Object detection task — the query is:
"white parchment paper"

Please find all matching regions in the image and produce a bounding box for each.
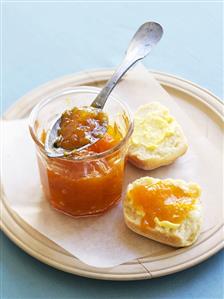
[1,64,223,267]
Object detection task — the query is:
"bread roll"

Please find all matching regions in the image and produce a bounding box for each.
[123,177,202,247]
[128,102,188,170]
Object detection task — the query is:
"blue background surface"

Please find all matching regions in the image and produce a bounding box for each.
[1,2,223,299]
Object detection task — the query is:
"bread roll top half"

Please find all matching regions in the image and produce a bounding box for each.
[128,102,188,170]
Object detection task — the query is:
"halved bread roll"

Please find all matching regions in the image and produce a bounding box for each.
[123,177,202,247]
[128,102,188,170]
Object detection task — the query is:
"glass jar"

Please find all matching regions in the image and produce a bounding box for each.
[29,86,133,217]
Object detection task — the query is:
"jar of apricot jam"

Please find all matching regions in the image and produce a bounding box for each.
[29,87,133,217]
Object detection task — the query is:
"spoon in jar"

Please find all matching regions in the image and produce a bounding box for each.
[45,21,163,158]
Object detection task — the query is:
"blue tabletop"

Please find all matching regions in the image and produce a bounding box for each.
[1,2,223,299]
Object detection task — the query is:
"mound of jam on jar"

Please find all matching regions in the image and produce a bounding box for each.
[54,106,109,152]
[39,106,126,217]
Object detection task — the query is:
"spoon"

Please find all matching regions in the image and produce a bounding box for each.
[45,22,163,158]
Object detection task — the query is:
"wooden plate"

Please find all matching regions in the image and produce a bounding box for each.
[1,69,223,280]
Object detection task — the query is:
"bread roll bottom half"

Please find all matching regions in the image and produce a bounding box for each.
[123,177,202,247]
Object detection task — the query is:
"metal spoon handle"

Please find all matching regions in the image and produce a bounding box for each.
[91,22,163,109]
[91,56,140,109]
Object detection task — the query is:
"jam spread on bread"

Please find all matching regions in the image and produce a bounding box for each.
[129,182,199,228]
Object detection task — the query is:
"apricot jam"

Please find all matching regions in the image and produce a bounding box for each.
[129,182,199,228]
[38,107,126,217]
[55,106,108,150]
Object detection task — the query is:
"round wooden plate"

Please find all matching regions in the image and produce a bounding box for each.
[1,69,223,280]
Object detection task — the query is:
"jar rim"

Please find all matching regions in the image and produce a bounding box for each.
[29,86,134,161]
